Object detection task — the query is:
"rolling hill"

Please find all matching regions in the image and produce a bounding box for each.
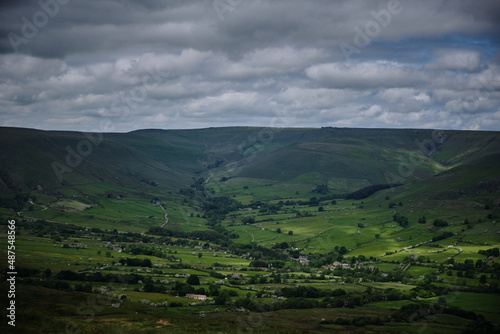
[0,126,499,203]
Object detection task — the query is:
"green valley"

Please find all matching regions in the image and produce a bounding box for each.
[0,126,499,333]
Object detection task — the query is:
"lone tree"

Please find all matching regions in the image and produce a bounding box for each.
[187,274,200,285]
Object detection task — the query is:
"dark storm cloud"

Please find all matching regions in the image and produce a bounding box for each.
[0,0,499,131]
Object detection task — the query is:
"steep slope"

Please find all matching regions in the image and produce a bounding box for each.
[0,126,498,206]
[208,128,500,196]
[0,128,195,197]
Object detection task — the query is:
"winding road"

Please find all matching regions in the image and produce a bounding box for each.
[160,206,169,227]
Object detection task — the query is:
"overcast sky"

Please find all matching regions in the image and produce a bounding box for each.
[1,0,499,132]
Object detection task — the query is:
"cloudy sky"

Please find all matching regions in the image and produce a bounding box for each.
[1,0,499,132]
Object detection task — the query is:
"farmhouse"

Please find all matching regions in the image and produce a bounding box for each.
[331,261,342,268]
[185,294,207,301]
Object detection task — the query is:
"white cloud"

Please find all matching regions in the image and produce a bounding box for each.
[184,91,259,116]
[425,49,481,72]
[306,61,423,89]
[219,47,327,79]
[0,1,499,131]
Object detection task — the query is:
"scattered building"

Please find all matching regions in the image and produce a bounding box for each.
[185,294,207,301]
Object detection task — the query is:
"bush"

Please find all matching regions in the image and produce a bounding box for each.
[433,219,448,227]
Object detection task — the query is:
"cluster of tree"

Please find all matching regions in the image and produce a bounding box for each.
[453,259,478,272]
[280,286,346,298]
[242,216,256,225]
[257,287,410,311]
[478,247,500,257]
[306,249,345,268]
[169,282,205,297]
[128,245,164,257]
[229,242,288,262]
[99,230,147,243]
[294,210,314,218]
[179,180,242,246]
[19,220,147,243]
[234,297,270,312]
[207,273,224,283]
[452,259,500,278]
[118,257,152,267]
[433,218,448,227]
[142,283,165,293]
[258,203,282,214]
[345,184,400,200]
[148,226,237,245]
[418,216,427,224]
[0,194,31,211]
[248,272,283,284]
[22,278,74,291]
[249,259,287,269]
[313,184,329,195]
[393,213,409,228]
[431,231,454,242]
[331,267,421,284]
[272,241,290,250]
[54,270,144,284]
[203,196,242,223]
[19,220,85,238]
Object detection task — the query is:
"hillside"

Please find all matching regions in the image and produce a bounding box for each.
[1,126,499,203]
